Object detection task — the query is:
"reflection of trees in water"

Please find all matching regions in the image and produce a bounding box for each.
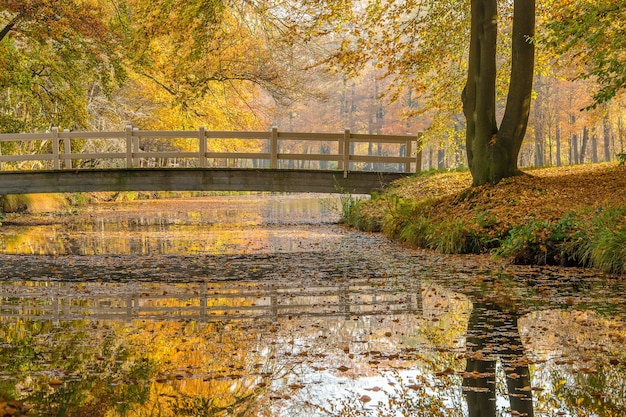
[544,363,626,416]
[0,318,283,417]
[463,302,534,417]
[0,319,158,416]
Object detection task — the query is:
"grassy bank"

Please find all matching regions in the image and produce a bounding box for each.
[343,163,626,274]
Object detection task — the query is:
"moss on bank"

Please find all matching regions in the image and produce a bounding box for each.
[342,163,626,274]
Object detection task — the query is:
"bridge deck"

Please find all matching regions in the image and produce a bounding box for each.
[0,168,409,195]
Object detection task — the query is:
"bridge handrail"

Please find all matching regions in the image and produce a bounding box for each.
[0,126,422,175]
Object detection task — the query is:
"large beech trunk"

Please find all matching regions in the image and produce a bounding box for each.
[463,0,535,186]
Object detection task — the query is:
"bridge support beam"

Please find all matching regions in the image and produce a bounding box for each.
[0,168,409,195]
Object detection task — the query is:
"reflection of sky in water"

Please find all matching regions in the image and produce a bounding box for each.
[0,195,625,416]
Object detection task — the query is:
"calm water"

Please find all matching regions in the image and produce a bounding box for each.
[0,194,624,416]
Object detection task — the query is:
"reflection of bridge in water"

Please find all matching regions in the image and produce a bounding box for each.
[0,279,424,324]
[0,127,422,194]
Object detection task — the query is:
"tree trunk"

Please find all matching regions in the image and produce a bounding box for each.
[534,127,544,167]
[429,147,434,170]
[580,126,589,163]
[603,115,611,162]
[571,133,579,164]
[591,129,598,163]
[463,0,535,186]
[556,125,562,166]
[617,116,626,153]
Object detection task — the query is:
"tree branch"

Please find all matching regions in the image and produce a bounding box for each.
[0,14,23,42]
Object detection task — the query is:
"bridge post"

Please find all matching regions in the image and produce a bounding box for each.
[342,128,351,178]
[415,132,423,173]
[125,125,133,168]
[63,129,72,169]
[198,126,207,168]
[132,127,140,167]
[405,139,412,173]
[52,127,60,170]
[270,126,278,169]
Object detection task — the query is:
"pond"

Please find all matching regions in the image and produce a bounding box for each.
[0,194,624,416]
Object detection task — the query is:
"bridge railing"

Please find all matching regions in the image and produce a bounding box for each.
[0,126,422,176]
[0,279,424,324]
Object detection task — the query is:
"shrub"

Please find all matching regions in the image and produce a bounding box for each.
[431,219,470,254]
[339,194,381,232]
[589,225,626,274]
[496,215,579,265]
[398,216,434,247]
[575,207,626,274]
[381,195,421,237]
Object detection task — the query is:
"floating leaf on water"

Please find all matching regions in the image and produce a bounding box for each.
[435,367,455,377]
[48,379,63,388]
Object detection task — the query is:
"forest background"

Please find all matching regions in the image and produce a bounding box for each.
[1,0,624,171]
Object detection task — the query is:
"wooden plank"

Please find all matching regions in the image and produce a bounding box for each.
[276,153,341,162]
[350,133,418,143]
[58,131,126,139]
[60,152,126,160]
[131,130,198,138]
[0,154,54,162]
[0,133,50,142]
[205,152,271,159]
[351,155,415,164]
[131,151,198,159]
[276,131,343,141]
[205,131,269,139]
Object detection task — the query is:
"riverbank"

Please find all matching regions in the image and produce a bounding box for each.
[343,162,626,274]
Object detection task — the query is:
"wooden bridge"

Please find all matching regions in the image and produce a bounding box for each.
[0,127,422,194]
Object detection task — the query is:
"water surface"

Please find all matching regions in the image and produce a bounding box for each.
[0,194,624,416]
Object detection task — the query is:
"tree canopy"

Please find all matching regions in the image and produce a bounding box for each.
[543,0,626,108]
[0,0,125,130]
